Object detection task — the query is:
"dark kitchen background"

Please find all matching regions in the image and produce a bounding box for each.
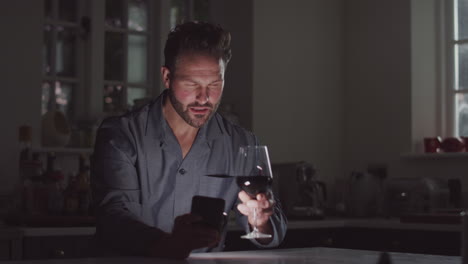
[0,0,467,260]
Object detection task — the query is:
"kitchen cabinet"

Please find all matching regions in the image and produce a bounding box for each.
[22,235,95,259]
[225,226,461,256]
[0,247,461,264]
[0,228,22,260]
[336,228,460,256]
[1,219,461,259]
[19,227,95,260]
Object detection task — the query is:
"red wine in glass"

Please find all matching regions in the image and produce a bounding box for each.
[236,176,272,198]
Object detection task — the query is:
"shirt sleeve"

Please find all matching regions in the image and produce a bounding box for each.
[91,118,167,256]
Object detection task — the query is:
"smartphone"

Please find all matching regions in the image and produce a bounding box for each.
[190,195,226,232]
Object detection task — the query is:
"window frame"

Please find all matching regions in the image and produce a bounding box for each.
[83,0,161,120]
[41,0,163,148]
[445,0,468,137]
[42,0,86,122]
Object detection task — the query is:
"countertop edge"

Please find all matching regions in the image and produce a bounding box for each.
[3,218,461,237]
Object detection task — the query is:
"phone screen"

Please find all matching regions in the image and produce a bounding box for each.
[191,196,226,232]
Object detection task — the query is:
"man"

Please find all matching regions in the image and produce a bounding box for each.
[91,21,287,259]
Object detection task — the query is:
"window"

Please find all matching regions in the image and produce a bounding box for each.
[103,0,152,113]
[170,0,211,29]
[42,0,83,122]
[42,0,155,135]
[449,0,468,136]
[41,0,213,147]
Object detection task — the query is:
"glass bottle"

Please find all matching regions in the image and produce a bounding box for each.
[76,154,91,215]
[17,125,32,212]
[43,152,65,215]
[64,173,79,216]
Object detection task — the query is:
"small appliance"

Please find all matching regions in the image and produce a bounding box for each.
[383,177,450,217]
[272,161,326,219]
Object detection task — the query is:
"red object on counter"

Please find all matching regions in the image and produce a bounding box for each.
[461,137,468,152]
[424,137,441,153]
[440,137,465,152]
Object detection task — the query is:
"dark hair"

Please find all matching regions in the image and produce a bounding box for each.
[163,21,232,73]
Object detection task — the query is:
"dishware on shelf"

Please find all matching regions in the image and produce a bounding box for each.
[41,110,71,147]
[423,137,441,153]
[440,137,464,152]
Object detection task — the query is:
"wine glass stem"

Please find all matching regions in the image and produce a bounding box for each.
[253,207,258,232]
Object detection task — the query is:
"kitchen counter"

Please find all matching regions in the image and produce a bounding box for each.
[284,218,461,232]
[0,247,461,264]
[8,217,461,237]
[0,219,462,260]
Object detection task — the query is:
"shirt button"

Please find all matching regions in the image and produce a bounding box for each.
[179,168,186,175]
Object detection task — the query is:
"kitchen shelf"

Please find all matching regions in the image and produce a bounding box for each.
[31,147,93,155]
[400,152,468,160]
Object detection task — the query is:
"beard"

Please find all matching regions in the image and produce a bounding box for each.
[168,88,220,128]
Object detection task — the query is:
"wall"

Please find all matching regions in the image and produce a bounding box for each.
[0,1,43,193]
[411,0,441,148]
[343,0,412,176]
[210,0,254,130]
[253,0,344,187]
[343,0,468,207]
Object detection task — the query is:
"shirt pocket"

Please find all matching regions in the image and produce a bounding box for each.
[198,175,234,198]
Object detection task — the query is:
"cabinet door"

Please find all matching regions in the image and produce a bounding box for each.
[0,229,22,260]
[279,228,341,249]
[0,240,11,260]
[23,235,94,259]
[336,228,460,256]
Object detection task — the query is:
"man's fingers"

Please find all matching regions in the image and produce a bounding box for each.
[246,198,272,209]
[238,191,275,210]
[261,206,274,216]
[256,193,266,200]
[238,190,252,202]
[256,193,275,208]
[237,203,250,216]
[238,202,273,216]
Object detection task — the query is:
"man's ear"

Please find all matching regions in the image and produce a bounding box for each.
[161,66,171,89]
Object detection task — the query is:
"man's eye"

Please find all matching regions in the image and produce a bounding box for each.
[184,82,198,87]
[209,84,222,90]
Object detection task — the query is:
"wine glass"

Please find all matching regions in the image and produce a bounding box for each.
[236,145,273,239]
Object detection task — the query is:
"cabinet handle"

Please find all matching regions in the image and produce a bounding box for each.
[324,237,334,246]
[51,249,65,258]
[391,240,400,249]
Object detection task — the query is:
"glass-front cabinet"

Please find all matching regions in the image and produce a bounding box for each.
[103,0,150,113]
[42,0,82,123]
[41,0,212,148]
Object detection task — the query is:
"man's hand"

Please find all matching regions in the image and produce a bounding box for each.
[237,190,274,244]
[147,214,220,259]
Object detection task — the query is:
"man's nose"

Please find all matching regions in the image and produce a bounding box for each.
[196,87,209,104]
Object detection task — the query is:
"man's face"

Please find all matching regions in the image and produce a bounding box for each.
[163,53,226,128]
